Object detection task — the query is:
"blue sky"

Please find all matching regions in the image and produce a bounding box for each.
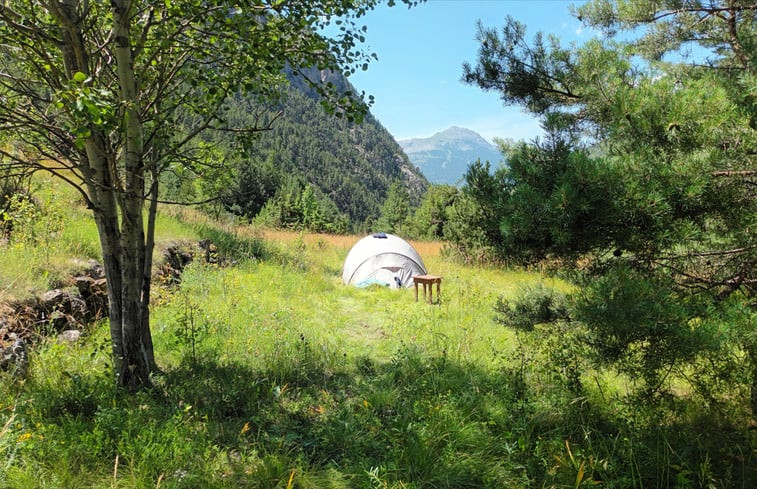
[345,0,590,143]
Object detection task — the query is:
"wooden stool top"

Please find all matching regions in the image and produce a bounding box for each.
[413,274,443,283]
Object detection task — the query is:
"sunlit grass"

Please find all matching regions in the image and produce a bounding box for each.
[151,229,561,371]
[0,175,97,301]
[0,183,202,302]
[1,186,754,488]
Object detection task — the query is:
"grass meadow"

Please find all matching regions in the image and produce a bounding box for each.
[0,188,755,488]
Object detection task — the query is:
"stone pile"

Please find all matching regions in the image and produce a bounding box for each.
[0,240,215,374]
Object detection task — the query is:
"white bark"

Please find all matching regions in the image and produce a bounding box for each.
[112,0,153,388]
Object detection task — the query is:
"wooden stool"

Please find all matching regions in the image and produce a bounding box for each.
[413,275,443,304]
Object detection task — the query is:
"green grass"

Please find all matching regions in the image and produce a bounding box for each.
[1,176,93,299]
[1,199,755,488]
[0,176,200,302]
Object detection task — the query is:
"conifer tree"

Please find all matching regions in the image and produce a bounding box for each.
[462,0,756,410]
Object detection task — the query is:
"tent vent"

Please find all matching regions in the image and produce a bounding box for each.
[372,232,388,239]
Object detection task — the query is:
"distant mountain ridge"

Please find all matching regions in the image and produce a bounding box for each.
[399,127,502,185]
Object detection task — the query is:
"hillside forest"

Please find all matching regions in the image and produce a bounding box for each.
[171,68,427,234]
[0,0,756,488]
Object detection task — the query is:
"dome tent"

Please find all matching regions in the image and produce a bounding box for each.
[342,233,427,289]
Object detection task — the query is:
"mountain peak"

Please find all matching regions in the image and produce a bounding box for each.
[398,127,502,185]
[432,126,491,145]
[437,125,480,137]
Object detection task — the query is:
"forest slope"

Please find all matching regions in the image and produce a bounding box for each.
[208,69,427,230]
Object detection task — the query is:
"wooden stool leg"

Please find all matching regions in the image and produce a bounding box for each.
[414,277,442,305]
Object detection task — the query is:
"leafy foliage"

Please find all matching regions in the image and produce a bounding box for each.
[255,177,350,233]
[374,180,412,234]
[406,184,460,240]
[0,0,409,388]
[459,0,757,412]
[494,284,571,333]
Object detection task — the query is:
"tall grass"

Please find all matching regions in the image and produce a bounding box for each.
[1,201,754,488]
[0,179,201,302]
[1,176,96,300]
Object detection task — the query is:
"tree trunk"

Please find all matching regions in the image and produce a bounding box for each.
[112,0,153,389]
[141,169,160,372]
[51,0,155,389]
[748,343,757,418]
[84,140,126,380]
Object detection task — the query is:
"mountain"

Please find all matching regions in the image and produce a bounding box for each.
[399,127,503,185]
[202,68,427,233]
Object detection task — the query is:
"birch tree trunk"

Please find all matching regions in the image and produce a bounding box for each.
[111,0,153,389]
[47,0,149,387]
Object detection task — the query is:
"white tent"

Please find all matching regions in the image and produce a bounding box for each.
[342,233,427,289]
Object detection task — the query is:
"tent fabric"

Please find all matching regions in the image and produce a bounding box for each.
[342,234,427,289]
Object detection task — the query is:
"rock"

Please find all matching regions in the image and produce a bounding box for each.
[70,259,106,281]
[0,304,13,334]
[198,239,218,263]
[0,259,109,345]
[41,289,68,307]
[164,244,194,271]
[159,243,197,283]
[0,339,28,378]
[74,275,95,294]
[39,288,88,330]
[74,275,108,319]
[86,259,106,279]
[59,329,82,343]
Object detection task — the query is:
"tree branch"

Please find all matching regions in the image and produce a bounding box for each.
[712,170,757,177]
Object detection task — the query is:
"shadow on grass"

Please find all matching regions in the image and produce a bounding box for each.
[162,346,757,487]
[157,348,538,488]
[194,223,270,263]
[7,345,757,488]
